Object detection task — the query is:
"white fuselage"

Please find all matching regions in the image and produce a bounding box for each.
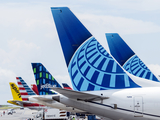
[29,95,86,113]
[55,87,160,120]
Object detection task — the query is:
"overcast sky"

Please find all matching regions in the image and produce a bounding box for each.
[1,0,160,105]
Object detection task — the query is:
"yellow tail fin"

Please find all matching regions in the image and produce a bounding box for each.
[9,82,22,101]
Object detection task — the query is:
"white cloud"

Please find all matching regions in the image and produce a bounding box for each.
[148,64,160,80]
[107,0,160,11]
[54,75,72,88]
[0,39,40,65]
[78,14,160,35]
[0,0,160,105]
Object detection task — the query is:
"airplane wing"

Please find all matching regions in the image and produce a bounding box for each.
[30,96,54,102]
[50,87,109,101]
[7,99,33,106]
[13,100,32,104]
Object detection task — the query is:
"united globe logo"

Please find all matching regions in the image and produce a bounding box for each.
[123,55,158,82]
[68,37,140,91]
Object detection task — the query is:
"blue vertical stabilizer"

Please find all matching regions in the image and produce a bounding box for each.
[31,63,62,95]
[106,33,159,82]
[106,33,135,66]
[51,7,92,66]
[51,7,141,91]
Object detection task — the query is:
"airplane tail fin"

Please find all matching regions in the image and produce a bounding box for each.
[62,83,72,90]
[106,33,159,82]
[51,7,141,91]
[9,82,22,101]
[16,77,36,101]
[51,7,92,66]
[31,84,39,95]
[31,63,62,95]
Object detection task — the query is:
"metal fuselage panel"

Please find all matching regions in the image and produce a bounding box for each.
[58,87,160,120]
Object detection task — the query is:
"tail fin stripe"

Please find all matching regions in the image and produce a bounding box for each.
[19,88,25,90]
[80,80,89,91]
[90,55,101,65]
[74,73,82,86]
[124,75,130,87]
[17,82,22,85]
[79,61,86,69]
[134,68,142,75]
[139,70,145,77]
[97,58,106,70]
[93,56,104,68]
[135,69,143,76]
[146,72,151,79]
[132,65,139,72]
[101,59,109,71]
[150,74,153,80]
[87,51,97,59]
[77,78,84,90]
[109,75,116,87]
[96,72,104,85]
[22,98,28,101]
[20,93,28,95]
[81,63,88,74]
[88,52,99,63]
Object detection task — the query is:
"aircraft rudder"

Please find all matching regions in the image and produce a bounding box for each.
[9,82,22,101]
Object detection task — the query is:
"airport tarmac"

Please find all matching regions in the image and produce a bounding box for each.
[0,108,37,120]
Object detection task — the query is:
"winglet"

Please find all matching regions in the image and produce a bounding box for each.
[51,7,92,66]
[9,82,22,101]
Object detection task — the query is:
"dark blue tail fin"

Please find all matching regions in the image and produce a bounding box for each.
[106,33,159,82]
[51,7,92,66]
[51,7,141,91]
[31,63,62,95]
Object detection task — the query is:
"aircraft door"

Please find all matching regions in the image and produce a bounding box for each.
[134,96,143,117]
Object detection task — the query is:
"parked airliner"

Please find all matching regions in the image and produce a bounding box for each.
[47,7,160,120]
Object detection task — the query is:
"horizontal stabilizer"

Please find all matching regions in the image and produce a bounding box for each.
[30,95,54,102]
[51,87,109,101]
[8,99,32,105]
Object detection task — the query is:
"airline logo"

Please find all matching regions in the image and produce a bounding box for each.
[40,83,53,90]
[68,37,141,91]
[10,83,21,98]
[106,33,159,82]
[31,63,62,95]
